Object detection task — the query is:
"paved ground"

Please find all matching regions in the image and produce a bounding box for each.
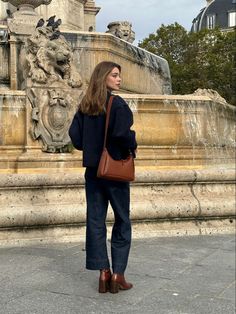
[0,234,235,314]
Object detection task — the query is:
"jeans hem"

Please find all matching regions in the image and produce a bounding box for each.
[86,260,110,270]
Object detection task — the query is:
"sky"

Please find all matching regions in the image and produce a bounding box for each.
[96,0,207,43]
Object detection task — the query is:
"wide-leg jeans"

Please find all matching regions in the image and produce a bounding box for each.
[85,167,131,274]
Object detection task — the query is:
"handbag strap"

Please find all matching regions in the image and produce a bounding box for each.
[103,95,114,149]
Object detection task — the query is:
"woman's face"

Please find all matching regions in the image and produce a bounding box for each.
[106,67,121,91]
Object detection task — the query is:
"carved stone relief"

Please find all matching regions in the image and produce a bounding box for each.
[106,21,135,43]
[20,18,83,152]
[29,88,81,153]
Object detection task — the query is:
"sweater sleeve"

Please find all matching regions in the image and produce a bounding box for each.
[68,110,84,150]
[109,97,137,152]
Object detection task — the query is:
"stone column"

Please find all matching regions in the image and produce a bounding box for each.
[9,34,18,90]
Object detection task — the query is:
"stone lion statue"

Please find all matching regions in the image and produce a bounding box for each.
[106,21,135,43]
[21,21,82,88]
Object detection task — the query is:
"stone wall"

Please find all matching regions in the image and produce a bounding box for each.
[0,167,235,244]
[0,92,235,173]
[123,94,235,167]
[63,31,171,94]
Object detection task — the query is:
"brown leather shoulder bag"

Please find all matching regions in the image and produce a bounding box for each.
[97,96,135,182]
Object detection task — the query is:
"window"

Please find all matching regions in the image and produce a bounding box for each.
[193,22,198,32]
[192,18,198,32]
[207,15,216,29]
[228,12,236,27]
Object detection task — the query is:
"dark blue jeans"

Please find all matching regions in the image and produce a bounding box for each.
[85,167,131,274]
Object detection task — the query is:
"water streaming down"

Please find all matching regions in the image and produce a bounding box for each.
[163,97,236,166]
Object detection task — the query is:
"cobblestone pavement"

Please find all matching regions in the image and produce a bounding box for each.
[0,234,235,314]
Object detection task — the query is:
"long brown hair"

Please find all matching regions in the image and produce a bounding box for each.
[79,61,121,115]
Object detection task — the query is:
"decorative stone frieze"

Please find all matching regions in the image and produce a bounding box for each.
[106,21,135,43]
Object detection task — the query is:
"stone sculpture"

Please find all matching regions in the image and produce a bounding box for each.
[20,17,83,152]
[106,21,135,43]
[22,18,82,88]
[29,88,75,153]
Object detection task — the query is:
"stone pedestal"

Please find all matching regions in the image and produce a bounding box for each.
[7,15,42,34]
[1,0,53,34]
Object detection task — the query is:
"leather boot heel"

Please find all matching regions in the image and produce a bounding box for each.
[99,279,110,293]
[98,269,111,293]
[110,273,133,293]
[110,280,119,293]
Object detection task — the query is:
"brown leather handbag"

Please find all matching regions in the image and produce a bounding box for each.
[97,96,135,182]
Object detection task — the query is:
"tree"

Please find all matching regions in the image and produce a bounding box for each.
[139,23,236,105]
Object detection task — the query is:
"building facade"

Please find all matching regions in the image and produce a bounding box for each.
[191,0,236,32]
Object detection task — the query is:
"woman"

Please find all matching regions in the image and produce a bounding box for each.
[69,61,137,293]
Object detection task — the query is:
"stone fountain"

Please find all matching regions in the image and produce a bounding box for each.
[0,0,235,245]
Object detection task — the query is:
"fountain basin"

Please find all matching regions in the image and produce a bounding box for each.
[1,91,235,173]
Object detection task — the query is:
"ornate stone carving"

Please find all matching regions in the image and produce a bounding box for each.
[21,19,82,88]
[29,88,76,153]
[19,18,83,153]
[106,21,135,43]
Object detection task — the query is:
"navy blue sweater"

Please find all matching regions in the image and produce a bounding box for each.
[69,94,137,167]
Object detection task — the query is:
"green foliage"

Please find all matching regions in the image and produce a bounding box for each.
[139,23,236,105]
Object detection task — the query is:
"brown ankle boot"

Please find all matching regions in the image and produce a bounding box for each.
[110,273,133,293]
[99,269,112,293]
